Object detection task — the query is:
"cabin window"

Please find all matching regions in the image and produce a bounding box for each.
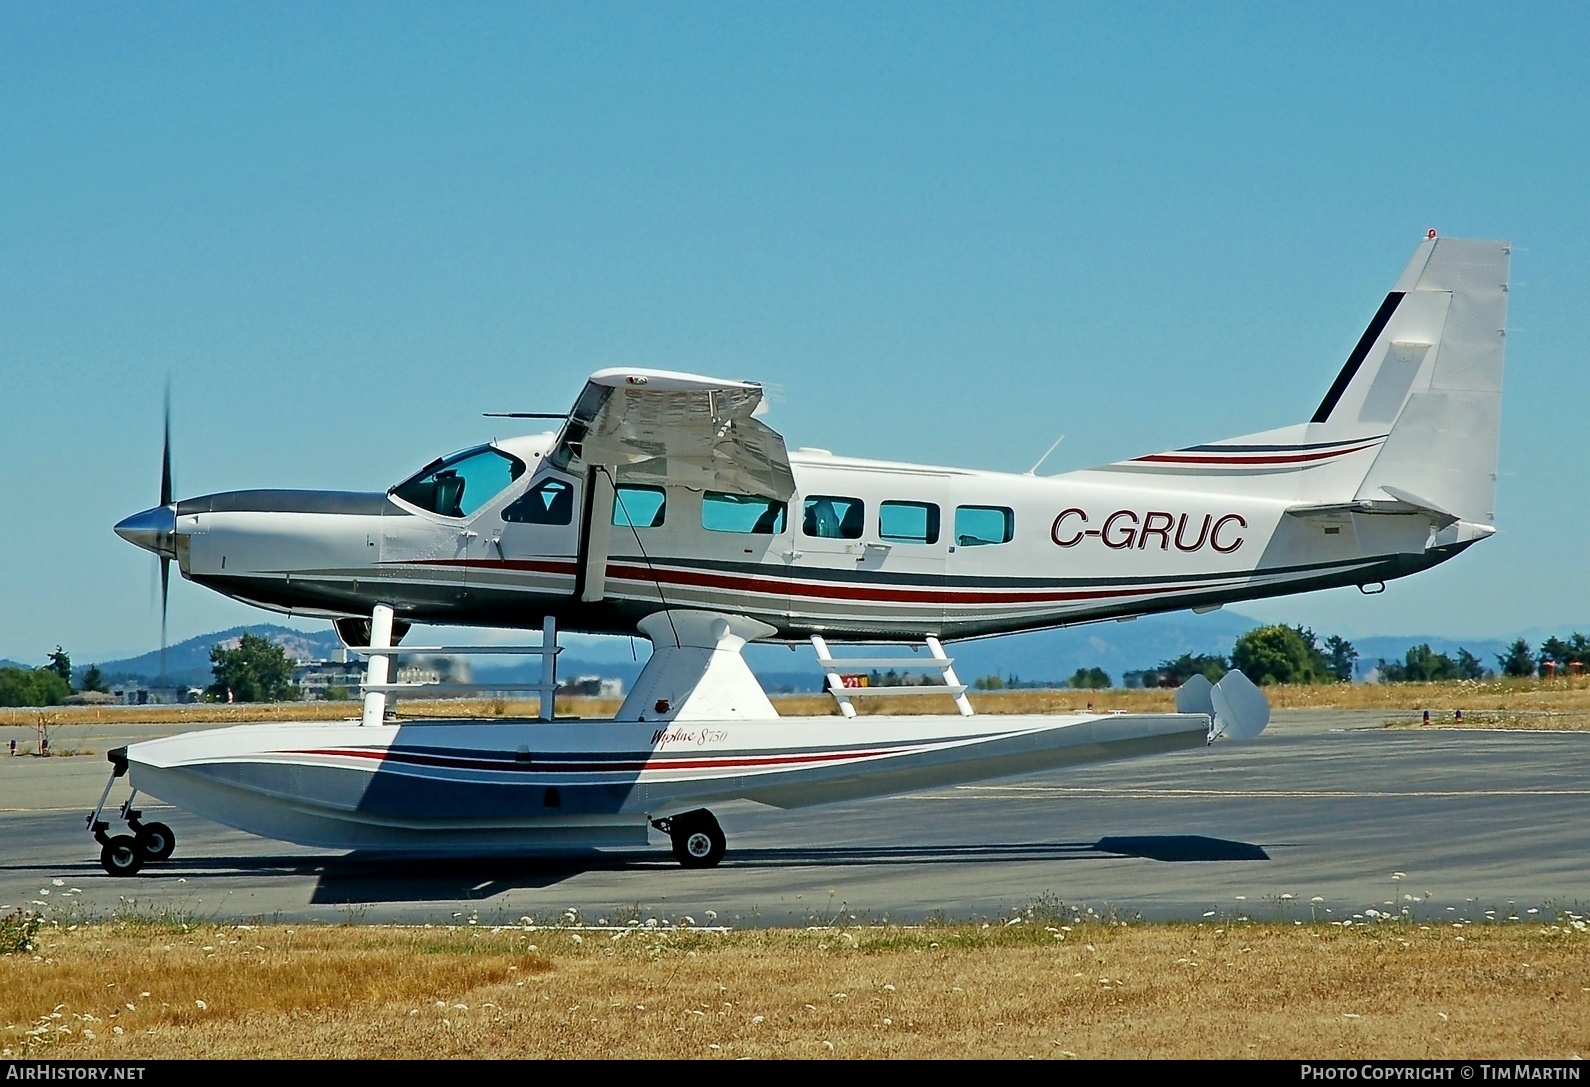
[391,445,526,518]
[702,491,787,534]
[502,478,575,525]
[955,505,1014,546]
[802,496,864,539]
[612,485,667,529]
[879,501,940,545]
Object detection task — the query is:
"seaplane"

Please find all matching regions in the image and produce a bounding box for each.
[94,233,1508,875]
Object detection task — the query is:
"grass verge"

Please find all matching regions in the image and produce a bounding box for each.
[3,916,1587,1059]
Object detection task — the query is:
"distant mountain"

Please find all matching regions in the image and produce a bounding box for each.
[0,659,28,672]
[82,615,1590,692]
[96,624,345,686]
[1350,636,1513,679]
[95,623,655,690]
[940,610,1260,685]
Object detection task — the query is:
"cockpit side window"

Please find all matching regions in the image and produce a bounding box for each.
[503,477,575,525]
[391,445,526,518]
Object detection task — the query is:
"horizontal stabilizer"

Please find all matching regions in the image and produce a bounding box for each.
[1285,485,1460,528]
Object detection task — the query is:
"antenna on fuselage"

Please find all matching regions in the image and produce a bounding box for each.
[482,412,570,419]
[1024,433,1066,476]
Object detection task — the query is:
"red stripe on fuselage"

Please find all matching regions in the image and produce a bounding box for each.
[289,745,911,773]
[389,556,1237,606]
[1134,441,1381,466]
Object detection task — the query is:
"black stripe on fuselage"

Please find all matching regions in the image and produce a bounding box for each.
[611,553,1359,591]
[189,539,1474,641]
[191,545,1472,637]
[176,490,402,517]
[1311,291,1405,424]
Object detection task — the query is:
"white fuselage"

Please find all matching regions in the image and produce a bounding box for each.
[169,430,1467,642]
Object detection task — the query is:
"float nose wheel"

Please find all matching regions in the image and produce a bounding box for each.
[100,836,144,876]
[87,748,177,875]
[654,809,726,869]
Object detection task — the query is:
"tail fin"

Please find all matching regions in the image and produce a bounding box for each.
[1318,235,1510,527]
[1099,234,1509,533]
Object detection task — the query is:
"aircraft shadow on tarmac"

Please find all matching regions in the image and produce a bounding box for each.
[6,835,1269,904]
[292,835,1269,904]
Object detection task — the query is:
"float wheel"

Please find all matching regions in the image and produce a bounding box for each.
[669,810,726,869]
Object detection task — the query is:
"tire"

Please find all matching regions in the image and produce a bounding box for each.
[100,835,144,876]
[135,821,175,862]
[669,810,725,869]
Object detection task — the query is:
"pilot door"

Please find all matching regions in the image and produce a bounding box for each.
[490,470,583,599]
[379,501,468,614]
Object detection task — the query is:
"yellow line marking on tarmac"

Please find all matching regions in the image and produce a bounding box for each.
[903,787,1590,800]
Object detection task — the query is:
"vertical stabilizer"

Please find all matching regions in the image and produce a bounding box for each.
[1338,237,1510,526]
[1094,235,1509,523]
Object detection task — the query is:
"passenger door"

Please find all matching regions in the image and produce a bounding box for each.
[790,495,946,633]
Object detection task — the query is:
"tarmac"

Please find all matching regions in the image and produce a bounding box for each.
[1,710,1586,926]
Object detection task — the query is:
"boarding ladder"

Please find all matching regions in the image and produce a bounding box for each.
[344,605,563,725]
[809,634,974,718]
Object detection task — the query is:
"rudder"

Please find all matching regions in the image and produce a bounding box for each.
[1339,236,1510,527]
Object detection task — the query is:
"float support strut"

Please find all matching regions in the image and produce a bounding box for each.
[540,614,557,721]
[361,603,396,727]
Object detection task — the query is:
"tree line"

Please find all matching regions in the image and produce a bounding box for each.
[1137,625,1358,687]
[1139,626,1497,686]
[1130,627,1590,688]
[1491,634,1590,678]
[0,635,302,707]
[0,648,108,708]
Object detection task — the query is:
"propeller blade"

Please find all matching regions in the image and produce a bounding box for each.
[160,382,173,508]
[160,556,170,681]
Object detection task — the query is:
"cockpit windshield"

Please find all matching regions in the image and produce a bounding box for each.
[390,445,526,518]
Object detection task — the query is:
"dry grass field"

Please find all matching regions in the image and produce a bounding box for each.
[2,916,1586,1059]
[9,676,1590,734]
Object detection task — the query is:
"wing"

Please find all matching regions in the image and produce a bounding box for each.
[549,368,795,500]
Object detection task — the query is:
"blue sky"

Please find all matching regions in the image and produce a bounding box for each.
[3,3,1587,663]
